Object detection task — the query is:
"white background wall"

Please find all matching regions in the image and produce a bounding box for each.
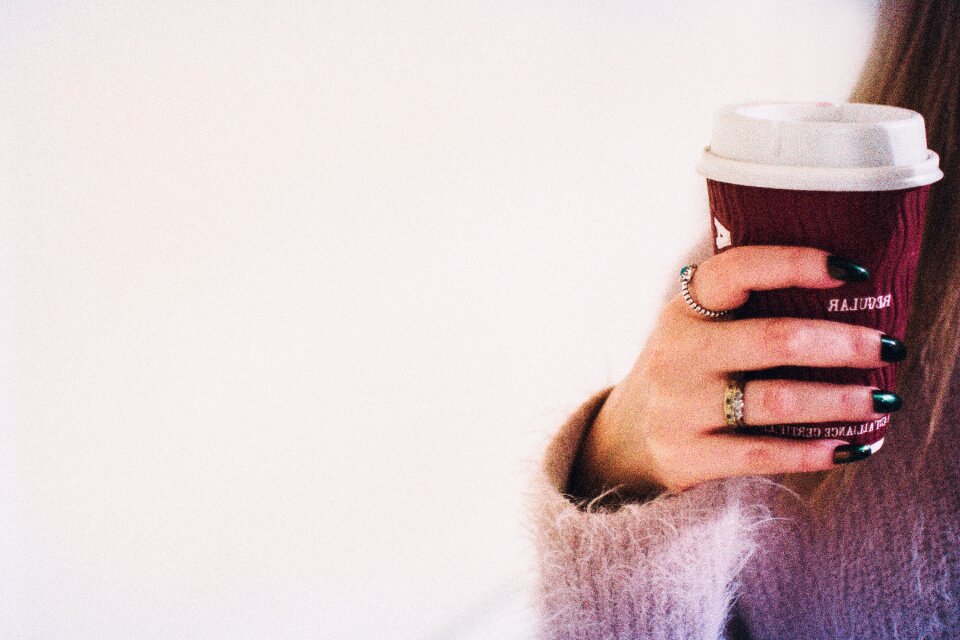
[1,1,879,638]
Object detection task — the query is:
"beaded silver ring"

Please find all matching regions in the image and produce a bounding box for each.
[679,264,731,319]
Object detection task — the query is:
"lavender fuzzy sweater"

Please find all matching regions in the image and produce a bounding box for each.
[534,358,960,639]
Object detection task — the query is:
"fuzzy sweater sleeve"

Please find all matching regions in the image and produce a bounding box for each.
[533,388,775,640]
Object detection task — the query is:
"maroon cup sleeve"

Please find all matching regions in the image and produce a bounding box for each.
[706,180,930,445]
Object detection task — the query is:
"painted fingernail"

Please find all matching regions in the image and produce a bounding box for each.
[826,255,870,282]
[872,390,903,413]
[880,335,907,362]
[833,443,873,465]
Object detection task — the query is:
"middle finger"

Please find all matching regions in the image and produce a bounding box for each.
[702,317,905,372]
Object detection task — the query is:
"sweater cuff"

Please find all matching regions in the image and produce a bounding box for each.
[533,391,775,640]
[543,387,617,502]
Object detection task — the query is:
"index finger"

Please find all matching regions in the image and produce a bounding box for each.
[685,246,868,314]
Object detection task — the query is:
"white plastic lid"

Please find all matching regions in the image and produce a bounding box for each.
[697,102,943,191]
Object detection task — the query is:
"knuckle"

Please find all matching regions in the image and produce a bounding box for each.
[759,384,798,419]
[742,443,776,472]
[765,318,810,360]
[781,246,810,269]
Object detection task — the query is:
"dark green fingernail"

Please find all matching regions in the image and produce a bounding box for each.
[880,335,907,362]
[833,443,873,465]
[872,390,903,413]
[826,255,870,282]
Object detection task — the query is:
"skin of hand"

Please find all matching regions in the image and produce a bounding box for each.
[569,245,903,498]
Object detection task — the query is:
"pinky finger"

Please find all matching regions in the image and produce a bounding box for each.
[696,434,882,481]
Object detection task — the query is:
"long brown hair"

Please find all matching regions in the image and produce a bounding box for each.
[799,0,960,504]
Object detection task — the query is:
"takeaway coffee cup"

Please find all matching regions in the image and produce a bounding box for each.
[697,102,943,449]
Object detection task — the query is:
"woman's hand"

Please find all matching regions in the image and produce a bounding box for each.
[569,246,904,499]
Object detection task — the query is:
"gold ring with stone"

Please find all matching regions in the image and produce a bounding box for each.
[723,374,746,428]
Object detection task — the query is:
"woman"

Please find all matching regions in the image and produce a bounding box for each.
[534,2,960,638]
